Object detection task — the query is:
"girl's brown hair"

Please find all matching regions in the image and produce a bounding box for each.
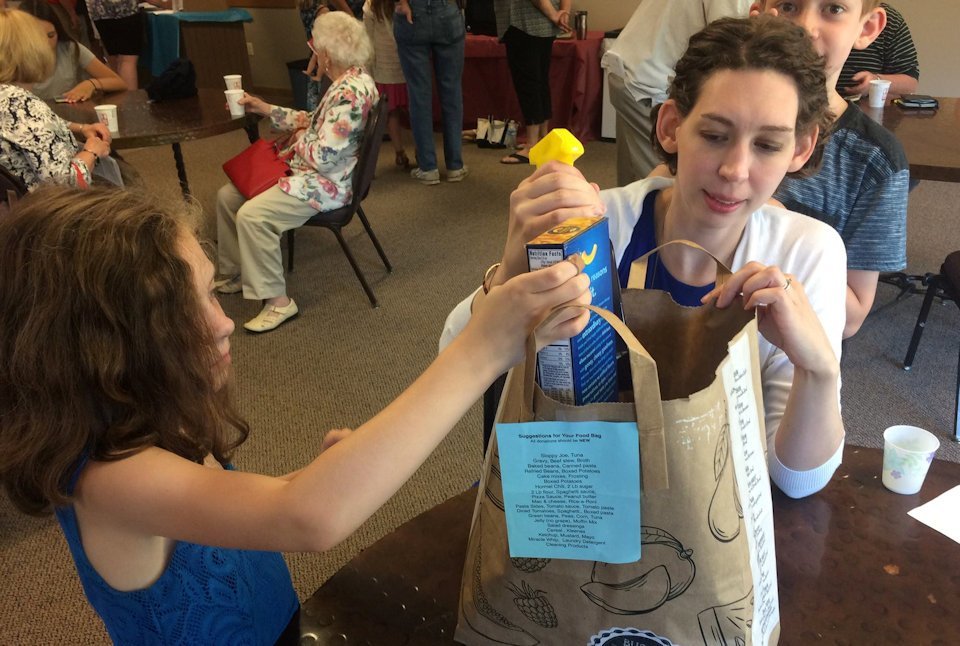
[17,0,82,69]
[652,15,833,177]
[0,187,249,515]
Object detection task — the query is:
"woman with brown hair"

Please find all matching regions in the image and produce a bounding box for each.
[16,0,126,102]
[444,16,848,499]
[0,186,589,644]
[0,8,111,189]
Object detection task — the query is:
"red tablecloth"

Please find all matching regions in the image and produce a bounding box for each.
[454,31,604,142]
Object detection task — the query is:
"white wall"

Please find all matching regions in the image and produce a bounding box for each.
[895,0,960,96]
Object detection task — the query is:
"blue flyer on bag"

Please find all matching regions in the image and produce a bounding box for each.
[496,420,641,563]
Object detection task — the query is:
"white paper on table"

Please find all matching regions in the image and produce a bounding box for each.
[908,484,960,544]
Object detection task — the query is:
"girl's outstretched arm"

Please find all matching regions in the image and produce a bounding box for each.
[77,262,591,553]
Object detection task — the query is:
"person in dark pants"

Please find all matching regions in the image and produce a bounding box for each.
[496,0,570,164]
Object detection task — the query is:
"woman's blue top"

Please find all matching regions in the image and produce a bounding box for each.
[617,190,714,307]
[55,461,299,645]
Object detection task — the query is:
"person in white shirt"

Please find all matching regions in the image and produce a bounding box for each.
[443,16,848,499]
[602,0,750,185]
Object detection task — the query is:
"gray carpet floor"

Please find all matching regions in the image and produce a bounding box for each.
[1,126,959,643]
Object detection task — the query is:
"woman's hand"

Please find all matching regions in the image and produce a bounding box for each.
[237,92,270,116]
[555,9,572,32]
[82,134,111,159]
[496,161,605,287]
[701,262,837,376]
[304,52,320,81]
[63,80,96,103]
[468,259,592,374]
[396,0,413,24]
[79,122,112,145]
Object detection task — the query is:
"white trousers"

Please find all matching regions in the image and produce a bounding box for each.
[216,183,317,300]
[607,73,658,186]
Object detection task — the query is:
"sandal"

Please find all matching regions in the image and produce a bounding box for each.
[500,152,530,165]
[395,151,411,170]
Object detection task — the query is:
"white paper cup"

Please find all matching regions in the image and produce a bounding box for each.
[224,74,242,91]
[882,425,939,494]
[94,104,119,133]
[224,89,245,117]
[868,79,892,108]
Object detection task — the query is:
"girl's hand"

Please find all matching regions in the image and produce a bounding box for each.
[64,81,95,103]
[749,2,778,17]
[468,259,592,373]
[701,262,837,375]
[498,161,604,286]
[555,10,572,32]
[237,92,270,116]
[80,122,112,145]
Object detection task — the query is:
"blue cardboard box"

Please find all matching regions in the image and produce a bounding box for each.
[526,217,618,405]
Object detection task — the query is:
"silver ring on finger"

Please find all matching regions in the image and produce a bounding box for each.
[782,277,792,292]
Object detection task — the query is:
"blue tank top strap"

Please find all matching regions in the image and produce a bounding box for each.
[618,189,715,307]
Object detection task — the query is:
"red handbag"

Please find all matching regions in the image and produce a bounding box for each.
[222,137,293,199]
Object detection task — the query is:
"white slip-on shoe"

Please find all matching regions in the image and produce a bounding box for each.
[447,165,469,182]
[215,276,242,294]
[243,299,299,333]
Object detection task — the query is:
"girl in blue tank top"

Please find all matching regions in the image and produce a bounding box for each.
[0,187,591,645]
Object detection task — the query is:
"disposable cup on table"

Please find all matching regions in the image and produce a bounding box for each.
[225,90,245,118]
[868,79,892,108]
[881,425,939,494]
[94,104,119,133]
[224,74,242,91]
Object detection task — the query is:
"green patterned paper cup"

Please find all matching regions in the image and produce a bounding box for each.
[882,425,939,494]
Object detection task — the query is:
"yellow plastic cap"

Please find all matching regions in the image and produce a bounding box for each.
[528,128,584,168]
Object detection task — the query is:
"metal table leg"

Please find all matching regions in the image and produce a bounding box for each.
[171,142,190,198]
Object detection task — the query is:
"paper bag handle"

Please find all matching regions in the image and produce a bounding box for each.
[523,304,669,491]
[627,239,732,289]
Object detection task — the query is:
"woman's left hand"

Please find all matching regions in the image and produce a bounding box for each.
[79,122,112,145]
[63,81,95,103]
[702,262,837,375]
[555,10,572,32]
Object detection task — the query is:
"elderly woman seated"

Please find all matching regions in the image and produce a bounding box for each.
[216,11,378,334]
[0,8,112,190]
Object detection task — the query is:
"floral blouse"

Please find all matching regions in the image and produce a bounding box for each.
[0,84,90,191]
[270,66,378,212]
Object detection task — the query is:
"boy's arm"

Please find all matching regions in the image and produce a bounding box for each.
[844,269,879,338]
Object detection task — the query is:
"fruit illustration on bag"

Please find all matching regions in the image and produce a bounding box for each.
[697,587,753,645]
[511,557,550,573]
[462,514,538,645]
[580,526,696,614]
[708,424,743,543]
[507,580,558,628]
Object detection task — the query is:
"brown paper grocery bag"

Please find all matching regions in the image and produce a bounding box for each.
[455,243,780,646]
